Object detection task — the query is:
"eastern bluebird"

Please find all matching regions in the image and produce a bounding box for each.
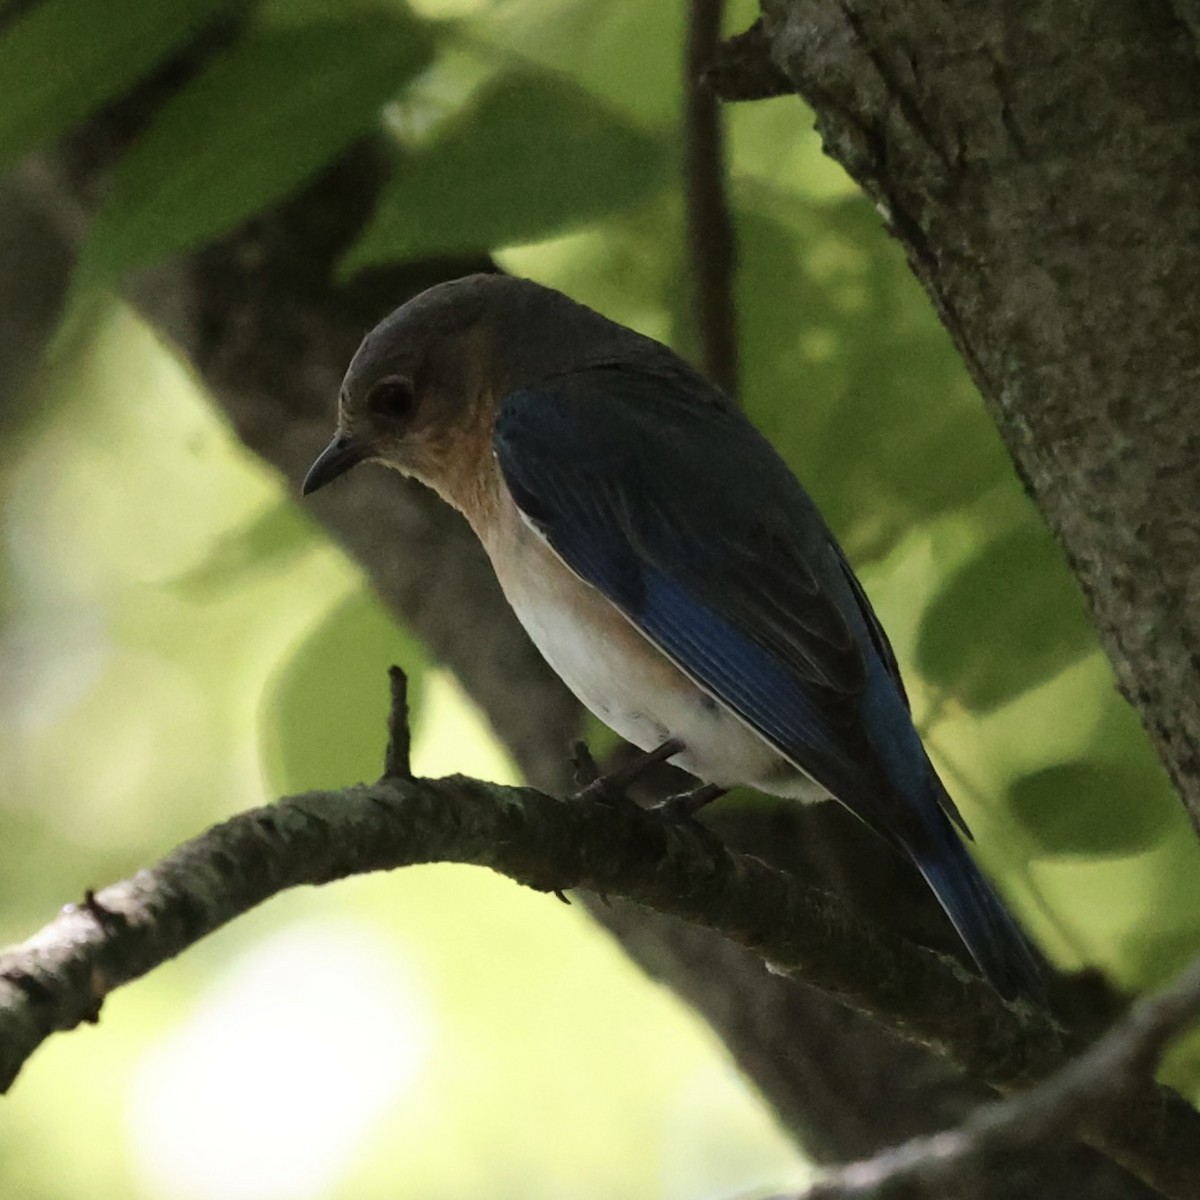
[303,273,1043,999]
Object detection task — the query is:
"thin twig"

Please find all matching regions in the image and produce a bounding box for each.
[382,665,412,779]
[685,0,739,397]
[704,19,796,102]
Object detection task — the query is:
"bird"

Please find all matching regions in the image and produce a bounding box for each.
[302,272,1044,999]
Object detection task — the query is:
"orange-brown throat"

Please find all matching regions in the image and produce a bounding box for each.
[413,355,507,534]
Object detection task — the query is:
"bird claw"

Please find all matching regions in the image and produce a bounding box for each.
[570,739,602,789]
[570,737,685,807]
[651,783,727,821]
[570,739,725,825]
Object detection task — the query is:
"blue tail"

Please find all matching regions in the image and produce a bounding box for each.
[908,818,1046,1002]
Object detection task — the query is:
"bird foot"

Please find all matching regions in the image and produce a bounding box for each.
[571,737,685,806]
[651,783,727,821]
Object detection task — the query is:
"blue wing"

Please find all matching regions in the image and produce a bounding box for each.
[494,366,1043,998]
[495,368,925,829]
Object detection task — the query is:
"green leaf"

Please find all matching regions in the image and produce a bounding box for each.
[916,522,1095,711]
[170,502,319,600]
[343,70,669,271]
[0,0,237,172]
[473,0,685,129]
[732,194,1012,563]
[82,13,432,280]
[260,589,429,794]
[1008,759,1177,857]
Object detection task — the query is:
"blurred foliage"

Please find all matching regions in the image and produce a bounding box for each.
[2,0,1200,1197]
[0,0,239,170]
[345,70,670,270]
[916,523,1096,713]
[82,7,434,281]
[260,589,430,794]
[1008,759,1178,859]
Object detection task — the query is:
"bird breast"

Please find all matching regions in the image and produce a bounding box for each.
[478,496,816,797]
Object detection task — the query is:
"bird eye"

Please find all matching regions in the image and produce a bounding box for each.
[366,375,415,421]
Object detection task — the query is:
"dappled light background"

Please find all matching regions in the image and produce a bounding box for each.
[3,0,1200,1196]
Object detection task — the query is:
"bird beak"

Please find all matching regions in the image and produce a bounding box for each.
[301,433,367,495]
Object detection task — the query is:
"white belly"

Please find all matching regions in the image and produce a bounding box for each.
[484,513,821,799]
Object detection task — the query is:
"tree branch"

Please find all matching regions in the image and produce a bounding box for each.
[705,19,796,102]
[778,950,1200,1200]
[0,750,1197,1198]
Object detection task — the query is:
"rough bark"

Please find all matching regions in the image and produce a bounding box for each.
[760,0,1200,835]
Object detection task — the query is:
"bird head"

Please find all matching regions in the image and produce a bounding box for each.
[301,274,505,501]
[303,272,694,506]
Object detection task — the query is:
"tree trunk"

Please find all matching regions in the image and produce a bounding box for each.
[761,0,1200,835]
